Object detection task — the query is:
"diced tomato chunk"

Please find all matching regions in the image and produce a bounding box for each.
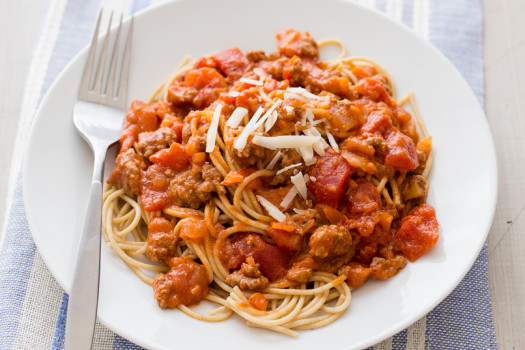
[235,87,262,113]
[384,130,419,171]
[119,100,159,151]
[308,151,352,208]
[361,110,393,136]
[119,125,138,152]
[347,210,392,237]
[252,243,290,281]
[263,79,289,93]
[352,66,376,80]
[185,67,227,90]
[140,164,172,212]
[354,77,394,105]
[167,67,227,109]
[220,233,290,281]
[212,48,250,81]
[127,100,158,132]
[346,179,393,237]
[360,109,418,171]
[149,216,173,233]
[346,179,381,215]
[171,123,184,142]
[342,262,372,289]
[151,101,176,119]
[267,226,303,252]
[193,56,217,69]
[395,204,439,261]
[149,142,190,172]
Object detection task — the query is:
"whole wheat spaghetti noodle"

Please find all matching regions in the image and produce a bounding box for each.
[102,29,438,337]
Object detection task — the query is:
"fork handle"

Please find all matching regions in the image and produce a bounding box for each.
[65,168,103,349]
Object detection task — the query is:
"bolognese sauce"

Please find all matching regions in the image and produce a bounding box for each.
[103,29,438,336]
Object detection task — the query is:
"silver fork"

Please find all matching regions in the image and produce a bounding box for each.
[65,11,133,350]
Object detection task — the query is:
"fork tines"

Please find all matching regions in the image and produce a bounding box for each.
[78,10,133,109]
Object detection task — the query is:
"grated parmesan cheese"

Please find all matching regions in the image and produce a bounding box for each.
[298,145,317,165]
[300,112,307,126]
[254,99,282,131]
[257,195,286,222]
[240,77,263,86]
[287,87,321,100]
[291,171,309,199]
[310,118,325,126]
[306,127,330,148]
[205,103,223,153]
[234,106,265,151]
[229,91,240,97]
[304,109,315,124]
[325,127,340,152]
[276,163,301,175]
[284,105,294,113]
[264,110,278,132]
[303,128,326,156]
[253,67,269,78]
[252,135,322,150]
[280,186,298,209]
[283,92,309,103]
[266,150,282,170]
[226,107,248,128]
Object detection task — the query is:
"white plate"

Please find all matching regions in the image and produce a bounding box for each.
[23,0,497,349]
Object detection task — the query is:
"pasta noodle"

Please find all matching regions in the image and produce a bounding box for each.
[102,29,438,337]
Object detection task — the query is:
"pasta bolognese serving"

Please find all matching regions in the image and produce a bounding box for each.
[103,29,438,337]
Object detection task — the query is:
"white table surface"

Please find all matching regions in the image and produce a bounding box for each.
[0,0,523,348]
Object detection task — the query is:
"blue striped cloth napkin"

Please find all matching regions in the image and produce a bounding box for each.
[0,0,497,349]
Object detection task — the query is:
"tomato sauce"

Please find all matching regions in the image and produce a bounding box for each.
[107,29,439,308]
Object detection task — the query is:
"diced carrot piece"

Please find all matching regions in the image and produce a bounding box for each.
[317,204,346,224]
[249,293,268,311]
[221,171,245,186]
[192,152,207,164]
[179,217,208,242]
[271,221,296,232]
[267,225,303,252]
[417,136,432,153]
[384,130,419,171]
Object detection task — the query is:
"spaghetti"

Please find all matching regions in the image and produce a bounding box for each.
[102,29,438,337]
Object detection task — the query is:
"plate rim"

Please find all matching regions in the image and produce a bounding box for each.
[22,0,499,349]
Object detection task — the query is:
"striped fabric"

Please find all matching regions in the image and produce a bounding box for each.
[0,0,497,349]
